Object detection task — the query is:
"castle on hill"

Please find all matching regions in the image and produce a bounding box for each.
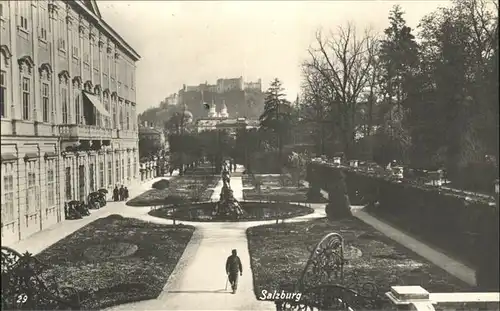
[161,76,265,121]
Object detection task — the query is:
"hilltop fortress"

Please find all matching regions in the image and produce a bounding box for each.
[160,77,265,121]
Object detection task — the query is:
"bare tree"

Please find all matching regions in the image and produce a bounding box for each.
[303,22,378,157]
[360,37,382,138]
[300,65,333,155]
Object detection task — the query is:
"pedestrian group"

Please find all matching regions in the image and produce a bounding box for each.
[113,185,129,202]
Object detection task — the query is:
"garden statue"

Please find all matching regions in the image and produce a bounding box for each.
[213,163,245,218]
[222,163,231,187]
[287,152,307,187]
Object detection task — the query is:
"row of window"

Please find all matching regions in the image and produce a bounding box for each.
[1,157,137,223]
[64,158,135,201]
[9,1,136,88]
[2,160,56,223]
[0,65,136,130]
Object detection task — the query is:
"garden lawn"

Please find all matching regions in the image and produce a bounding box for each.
[247,217,472,301]
[243,187,328,203]
[35,215,195,310]
[184,165,218,176]
[242,174,284,188]
[127,175,219,206]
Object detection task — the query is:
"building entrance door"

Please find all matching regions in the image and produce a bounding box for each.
[79,165,86,202]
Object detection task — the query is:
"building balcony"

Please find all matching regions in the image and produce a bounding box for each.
[59,124,113,141]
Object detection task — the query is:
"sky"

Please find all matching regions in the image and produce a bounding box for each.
[98,1,452,113]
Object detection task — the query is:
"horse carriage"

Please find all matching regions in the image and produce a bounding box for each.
[87,189,107,209]
[64,201,90,220]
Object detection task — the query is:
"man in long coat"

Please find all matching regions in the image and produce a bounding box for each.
[225,249,243,294]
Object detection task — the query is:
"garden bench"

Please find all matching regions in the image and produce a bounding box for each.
[1,246,81,310]
[274,233,387,311]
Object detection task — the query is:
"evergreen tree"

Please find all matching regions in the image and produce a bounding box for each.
[377,5,420,165]
[259,78,294,162]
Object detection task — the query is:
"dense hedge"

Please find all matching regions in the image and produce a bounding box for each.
[307,162,499,291]
[152,179,170,190]
[448,161,498,195]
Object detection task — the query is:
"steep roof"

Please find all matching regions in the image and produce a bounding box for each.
[83,0,101,18]
[73,0,141,61]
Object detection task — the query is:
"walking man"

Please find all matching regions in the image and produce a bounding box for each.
[225,249,243,294]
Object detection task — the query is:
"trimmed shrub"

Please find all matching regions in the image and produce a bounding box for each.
[325,169,352,219]
[152,179,170,190]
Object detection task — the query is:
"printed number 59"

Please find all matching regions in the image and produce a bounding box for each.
[16,294,28,304]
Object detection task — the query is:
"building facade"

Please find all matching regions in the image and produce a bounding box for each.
[139,124,167,157]
[0,0,140,245]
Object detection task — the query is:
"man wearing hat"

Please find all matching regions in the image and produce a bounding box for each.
[225,249,243,294]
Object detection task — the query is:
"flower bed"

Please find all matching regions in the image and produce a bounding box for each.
[148,202,314,222]
[242,174,290,188]
[247,218,471,301]
[242,175,255,188]
[127,175,219,207]
[243,188,328,203]
[35,215,195,310]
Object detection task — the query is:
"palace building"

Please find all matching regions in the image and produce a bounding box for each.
[0,0,140,245]
[196,103,260,135]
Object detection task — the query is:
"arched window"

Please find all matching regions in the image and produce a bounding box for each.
[95,86,101,127]
[59,71,70,124]
[73,78,82,124]
[39,64,52,123]
[0,46,12,118]
[118,99,123,130]
[84,80,92,93]
[111,93,117,128]
[75,93,81,124]
[103,90,110,128]
[126,102,130,130]
[18,56,34,121]
[25,159,39,216]
[127,158,131,180]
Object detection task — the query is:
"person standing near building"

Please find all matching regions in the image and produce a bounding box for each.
[113,186,120,202]
[124,187,129,200]
[119,185,125,201]
[225,249,243,294]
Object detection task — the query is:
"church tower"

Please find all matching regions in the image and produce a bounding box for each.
[208,105,217,118]
[220,100,229,119]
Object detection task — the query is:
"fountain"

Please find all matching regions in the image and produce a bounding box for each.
[213,162,246,218]
[148,161,314,222]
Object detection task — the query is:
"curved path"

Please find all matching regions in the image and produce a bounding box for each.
[103,169,325,311]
